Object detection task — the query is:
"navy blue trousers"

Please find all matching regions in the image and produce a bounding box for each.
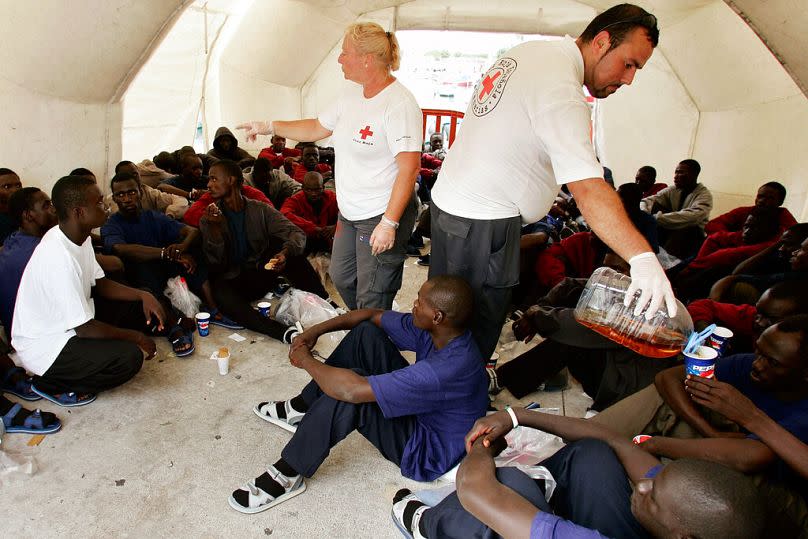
[421,439,649,539]
[281,322,416,477]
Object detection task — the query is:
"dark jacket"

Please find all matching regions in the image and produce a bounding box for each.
[200,197,305,279]
[207,127,254,165]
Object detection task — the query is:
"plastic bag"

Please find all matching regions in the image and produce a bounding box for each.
[0,446,38,484]
[496,419,565,468]
[273,289,347,355]
[163,276,201,318]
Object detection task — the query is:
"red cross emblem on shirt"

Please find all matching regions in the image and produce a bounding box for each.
[478,71,502,100]
[359,125,374,139]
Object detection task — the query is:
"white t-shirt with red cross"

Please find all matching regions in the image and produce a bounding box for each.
[11,226,105,376]
[318,80,423,221]
[431,36,604,224]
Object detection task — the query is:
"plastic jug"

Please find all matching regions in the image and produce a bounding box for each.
[574,267,693,358]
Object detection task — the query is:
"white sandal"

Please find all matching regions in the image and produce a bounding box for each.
[253,400,305,433]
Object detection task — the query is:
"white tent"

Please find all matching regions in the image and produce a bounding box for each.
[2,0,806,219]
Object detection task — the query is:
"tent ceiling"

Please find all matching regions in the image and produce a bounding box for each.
[2,1,805,103]
[0,0,188,103]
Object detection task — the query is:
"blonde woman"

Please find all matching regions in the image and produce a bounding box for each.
[239,23,422,310]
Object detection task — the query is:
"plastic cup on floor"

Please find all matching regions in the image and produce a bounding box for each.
[195,312,211,336]
[257,301,271,318]
[684,346,719,379]
[211,348,230,375]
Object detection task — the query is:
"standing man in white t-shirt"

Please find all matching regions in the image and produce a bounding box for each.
[12,176,167,407]
[429,4,675,361]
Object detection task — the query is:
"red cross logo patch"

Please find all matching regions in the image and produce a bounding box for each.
[359,125,374,139]
[472,57,517,117]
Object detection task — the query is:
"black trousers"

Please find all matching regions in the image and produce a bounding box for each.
[281,322,416,477]
[125,255,208,300]
[212,257,327,341]
[33,336,143,395]
[31,296,172,395]
[421,439,649,539]
[429,203,521,361]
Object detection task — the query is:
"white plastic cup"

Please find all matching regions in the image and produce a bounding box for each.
[211,350,230,375]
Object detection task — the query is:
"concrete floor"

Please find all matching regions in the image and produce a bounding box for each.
[1,252,592,538]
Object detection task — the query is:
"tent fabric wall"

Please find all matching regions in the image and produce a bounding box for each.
[657,1,808,218]
[0,79,122,196]
[0,0,187,191]
[122,3,228,167]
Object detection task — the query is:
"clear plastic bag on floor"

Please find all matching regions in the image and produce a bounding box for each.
[0,446,38,484]
[274,289,346,355]
[163,276,201,318]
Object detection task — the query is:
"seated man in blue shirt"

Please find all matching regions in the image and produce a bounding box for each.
[594,316,808,535]
[0,187,62,434]
[157,153,207,200]
[102,172,241,337]
[229,275,489,514]
[392,410,765,539]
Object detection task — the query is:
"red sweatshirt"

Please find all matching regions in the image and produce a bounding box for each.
[705,206,796,235]
[257,146,302,169]
[183,185,271,227]
[534,232,599,289]
[292,163,332,183]
[687,299,756,351]
[687,230,776,271]
[280,190,338,238]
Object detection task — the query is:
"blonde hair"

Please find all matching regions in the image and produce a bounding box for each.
[345,22,400,72]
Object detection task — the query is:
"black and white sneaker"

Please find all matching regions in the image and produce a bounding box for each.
[253,400,305,433]
[229,465,306,514]
[486,364,502,395]
[282,327,299,344]
[392,489,428,538]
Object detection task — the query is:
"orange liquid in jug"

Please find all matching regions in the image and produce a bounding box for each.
[578,320,683,358]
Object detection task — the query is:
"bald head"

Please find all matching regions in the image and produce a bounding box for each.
[423,275,474,329]
[664,459,765,538]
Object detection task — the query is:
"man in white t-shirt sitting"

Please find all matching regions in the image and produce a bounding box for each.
[429,4,675,361]
[11,176,168,407]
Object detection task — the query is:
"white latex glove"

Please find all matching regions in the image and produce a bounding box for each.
[369,222,396,256]
[236,120,273,143]
[625,252,677,319]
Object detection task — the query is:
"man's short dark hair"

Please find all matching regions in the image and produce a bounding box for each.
[774,314,808,362]
[211,159,243,186]
[579,4,659,48]
[110,171,139,190]
[0,168,17,176]
[617,182,642,214]
[764,281,808,310]
[114,160,135,174]
[253,157,272,177]
[761,181,787,204]
[679,159,701,177]
[746,206,780,240]
[153,151,176,173]
[8,187,42,225]
[638,165,656,180]
[69,167,95,178]
[52,175,96,221]
[666,459,765,539]
[425,274,474,329]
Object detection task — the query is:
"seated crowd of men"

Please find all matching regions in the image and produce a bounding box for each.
[1,139,806,537]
